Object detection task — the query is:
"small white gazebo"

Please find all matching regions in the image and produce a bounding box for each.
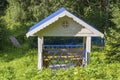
[26,7,103,70]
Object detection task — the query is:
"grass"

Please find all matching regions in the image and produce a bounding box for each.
[0,46,120,80]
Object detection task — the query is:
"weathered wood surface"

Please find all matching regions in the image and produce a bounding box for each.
[9,36,21,47]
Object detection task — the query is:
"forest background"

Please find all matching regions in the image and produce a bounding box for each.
[0,0,120,79]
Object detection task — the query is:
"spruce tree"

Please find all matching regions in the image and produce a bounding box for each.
[106,5,120,62]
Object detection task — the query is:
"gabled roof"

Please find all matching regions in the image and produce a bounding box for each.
[26,7,103,37]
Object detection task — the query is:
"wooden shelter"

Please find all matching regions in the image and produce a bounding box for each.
[26,7,103,70]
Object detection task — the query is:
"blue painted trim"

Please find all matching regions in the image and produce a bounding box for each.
[29,7,66,32]
[84,49,86,58]
[44,45,83,49]
[27,7,102,35]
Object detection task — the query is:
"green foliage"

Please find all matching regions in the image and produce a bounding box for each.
[0,47,120,80]
[0,19,9,50]
[0,1,120,79]
[1,0,110,50]
[0,47,38,80]
[106,5,120,62]
[0,0,8,50]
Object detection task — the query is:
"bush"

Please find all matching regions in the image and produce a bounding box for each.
[0,48,120,80]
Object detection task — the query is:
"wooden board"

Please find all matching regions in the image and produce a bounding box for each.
[9,36,21,47]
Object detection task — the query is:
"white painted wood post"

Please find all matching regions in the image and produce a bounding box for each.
[83,37,86,66]
[86,36,91,65]
[38,37,43,70]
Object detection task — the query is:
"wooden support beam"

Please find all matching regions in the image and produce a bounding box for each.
[86,36,91,53]
[83,37,86,65]
[86,36,91,65]
[83,36,91,66]
[38,37,43,70]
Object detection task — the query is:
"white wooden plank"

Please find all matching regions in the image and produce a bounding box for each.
[26,9,103,37]
[26,11,66,37]
[66,11,104,37]
[38,37,43,70]
[85,36,91,65]
[35,16,102,37]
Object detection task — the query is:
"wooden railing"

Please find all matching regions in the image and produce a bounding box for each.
[43,45,85,69]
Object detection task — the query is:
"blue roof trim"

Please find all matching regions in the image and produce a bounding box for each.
[29,7,66,32]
